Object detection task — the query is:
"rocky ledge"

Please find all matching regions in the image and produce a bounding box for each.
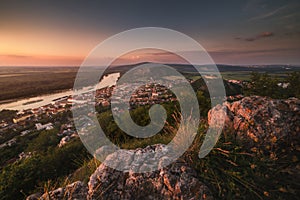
[29,144,212,200]
[28,96,300,200]
[208,96,300,149]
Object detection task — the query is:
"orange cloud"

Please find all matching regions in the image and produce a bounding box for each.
[0,54,84,66]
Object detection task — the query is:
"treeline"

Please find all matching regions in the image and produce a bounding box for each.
[244,72,300,99]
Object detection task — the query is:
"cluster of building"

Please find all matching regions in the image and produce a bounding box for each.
[18,151,34,160]
[0,138,16,149]
[227,79,244,86]
[12,96,72,125]
[0,86,117,150]
[35,123,54,131]
[0,120,8,129]
[0,94,80,149]
[72,82,179,111]
[1,76,249,151]
[57,122,78,148]
[110,83,177,107]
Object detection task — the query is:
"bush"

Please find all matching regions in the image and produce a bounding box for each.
[244,72,300,99]
[0,139,89,199]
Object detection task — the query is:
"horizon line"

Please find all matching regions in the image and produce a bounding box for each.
[0,62,300,68]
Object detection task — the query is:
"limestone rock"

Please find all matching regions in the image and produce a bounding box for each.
[88,144,213,200]
[208,96,300,148]
[33,145,213,200]
[40,181,87,200]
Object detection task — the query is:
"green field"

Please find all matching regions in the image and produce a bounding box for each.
[220,71,292,81]
[0,67,79,102]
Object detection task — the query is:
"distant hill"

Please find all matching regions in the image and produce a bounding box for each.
[105,62,300,75]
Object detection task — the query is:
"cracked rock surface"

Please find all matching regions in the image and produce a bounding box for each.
[30,144,213,200]
[208,96,300,149]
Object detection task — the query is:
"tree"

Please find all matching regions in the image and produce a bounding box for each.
[244,72,285,99]
[196,91,211,116]
[287,72,300,98]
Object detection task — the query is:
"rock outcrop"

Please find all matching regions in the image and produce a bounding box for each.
[33,144,213,200]
[88,144,212,200]
[26,96,300,200]
[208,96,300,149]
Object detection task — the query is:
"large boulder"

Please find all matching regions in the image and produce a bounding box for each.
[208,96,300,149]
[33,144,213,200]
[88,144,213,200]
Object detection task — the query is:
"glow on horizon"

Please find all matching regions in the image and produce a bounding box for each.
[1,27,299,66]
[0,1,299,66]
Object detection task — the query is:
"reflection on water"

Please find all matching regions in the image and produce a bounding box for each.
[0,73,120,111]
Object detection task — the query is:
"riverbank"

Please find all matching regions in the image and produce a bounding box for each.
[0,67,80,102]
[0,88,72,106]
[0,73,120,111]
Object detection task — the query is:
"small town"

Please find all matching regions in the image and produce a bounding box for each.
[0,1,299,198]
[0,76,247,154]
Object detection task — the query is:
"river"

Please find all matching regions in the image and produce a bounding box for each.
[0,73,120,111]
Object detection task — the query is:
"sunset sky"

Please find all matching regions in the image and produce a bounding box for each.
[0,0,299,66]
